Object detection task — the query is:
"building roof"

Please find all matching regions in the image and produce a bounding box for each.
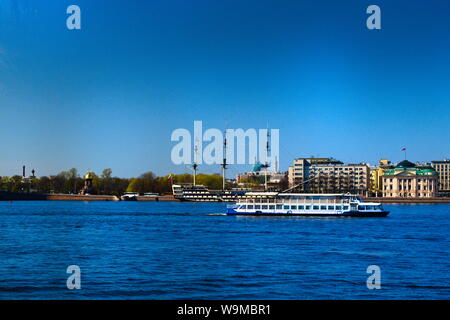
[431,159,450,163]
[84,171,94,180]
[396,160,416,168]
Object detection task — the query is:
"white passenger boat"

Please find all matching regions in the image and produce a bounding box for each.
[120,192,139,201]
[226,193,389,217]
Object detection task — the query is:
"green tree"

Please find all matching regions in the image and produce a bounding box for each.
[10,175,24,192]
[101,168,112,179]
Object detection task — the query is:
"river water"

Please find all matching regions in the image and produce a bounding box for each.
[0,201,448,299]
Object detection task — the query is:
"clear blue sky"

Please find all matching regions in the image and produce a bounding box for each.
[0,0,449,178]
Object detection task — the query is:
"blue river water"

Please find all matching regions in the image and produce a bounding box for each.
[0,201,448,299]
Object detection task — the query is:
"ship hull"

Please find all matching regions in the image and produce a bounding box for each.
[226,209,389,217]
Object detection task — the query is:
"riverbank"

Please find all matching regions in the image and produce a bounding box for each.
[1,191,449,203]
[362,197,450,204]
[0,192,180,202]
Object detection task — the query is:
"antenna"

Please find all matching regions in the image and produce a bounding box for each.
[275,156,278,173]
[263,127,270,191]
[221,130,227,191]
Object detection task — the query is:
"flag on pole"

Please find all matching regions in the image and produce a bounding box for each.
[401,148,406,151]
[167,174,173,182]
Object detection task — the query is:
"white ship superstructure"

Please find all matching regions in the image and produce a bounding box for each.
[227,193,389,217]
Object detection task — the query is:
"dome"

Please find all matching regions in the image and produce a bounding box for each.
[396,160,416,168]
[84,171,94,180]
[252,162,264,172]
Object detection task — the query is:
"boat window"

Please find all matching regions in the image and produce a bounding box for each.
[262,205,268,209]
[276,205,282,209]
[239,205,246,209]
[327,206,334,210]
[305,205,311,210]
[320,206,326,210]
[269,205,275,210]
[283,205,289,210]
[255,205,261,209]
[336,206,342,210]
[343,206,349,210]
[298,205,304,210]
[248,205,254,210]
[313,205,319,210]
[358,206,365,210]
[291,205,297,210]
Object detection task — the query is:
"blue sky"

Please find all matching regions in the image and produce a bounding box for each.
[0,0,449,178]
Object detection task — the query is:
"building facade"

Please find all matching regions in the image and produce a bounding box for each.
[431,159,450,195]
[381,160,438,198]
[288,157,370,195]
[369,159,393,197]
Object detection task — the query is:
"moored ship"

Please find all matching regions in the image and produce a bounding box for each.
[172,184,248,202]
[227,193,389,217]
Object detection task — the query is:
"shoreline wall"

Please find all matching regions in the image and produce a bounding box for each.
[362,197,450,204]
[0,192,179,202]
[0,192,449,203]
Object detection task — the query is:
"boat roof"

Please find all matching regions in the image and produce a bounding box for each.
[245,192,279,196]
[279,193,352,196]
[245,192,358,197]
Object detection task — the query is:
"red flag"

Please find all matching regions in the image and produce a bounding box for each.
[167,174,173,182]
[401,148,406,151]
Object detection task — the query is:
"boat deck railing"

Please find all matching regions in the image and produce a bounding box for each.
[237,198,351,205]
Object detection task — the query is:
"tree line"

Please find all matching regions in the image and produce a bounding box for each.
[0,169,228,196]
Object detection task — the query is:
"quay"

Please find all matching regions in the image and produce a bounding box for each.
[0,192,180,202]
[0,191,448,203]
[362,197,450,204]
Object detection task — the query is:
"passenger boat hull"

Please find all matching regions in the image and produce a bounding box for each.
[226,209,389,217]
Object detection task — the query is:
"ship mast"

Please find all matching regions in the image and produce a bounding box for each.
[265,130,269,191]
[193,139,199,186]
[221,131,227,191]
[263,129,270,191]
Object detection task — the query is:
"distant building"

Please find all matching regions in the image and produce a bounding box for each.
[288,157,370,195]
[79,171,97,195]
[236,162,286,190]
[381,160,438,198]
[431,159,450,195]
[369,159,393,197]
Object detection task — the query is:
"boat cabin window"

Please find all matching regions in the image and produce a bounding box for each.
[248,205,254,209]
[255,205,261,209]
[291,205,297,210]
[327,206,334,210]
[262,205,268,209]
[336,206,342,210]
[269,205,275,210]
[343,206,349,210]
[313,205,319,210]
[305,205,311,210]
[320,206,326,210]
[299,205,304,210]
[283,205,289,210]
[276,205,282,209]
